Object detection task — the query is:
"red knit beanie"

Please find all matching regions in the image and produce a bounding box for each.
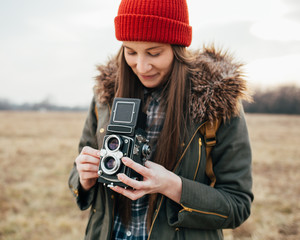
[114,0,192,47]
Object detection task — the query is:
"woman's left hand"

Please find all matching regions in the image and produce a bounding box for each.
[110,157,182,203]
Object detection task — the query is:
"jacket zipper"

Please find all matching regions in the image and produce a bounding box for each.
[147,122,207,239]
[147,196,164,240]
[172,122,207,171]
[193,138,202,180]
[179,204,228,219]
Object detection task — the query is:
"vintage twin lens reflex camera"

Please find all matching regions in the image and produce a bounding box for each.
[97,98,151,188]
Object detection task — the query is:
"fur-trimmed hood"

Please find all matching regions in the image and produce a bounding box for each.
[94,46,251,123]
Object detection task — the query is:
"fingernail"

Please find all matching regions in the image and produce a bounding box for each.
[117,174,123,180]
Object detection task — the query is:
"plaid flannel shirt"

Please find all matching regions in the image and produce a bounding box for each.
[113,88,165,240]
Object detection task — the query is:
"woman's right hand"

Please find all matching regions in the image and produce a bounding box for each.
[75,146,100,191]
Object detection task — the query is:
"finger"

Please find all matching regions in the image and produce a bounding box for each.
[111,186,145,201]
[121,157,149,177]
[79,171,99,180]
[144,160,152,168]
[81,146,101,158]
[78,163,99,172]
[77,154,100,165]
[117,173,145,190]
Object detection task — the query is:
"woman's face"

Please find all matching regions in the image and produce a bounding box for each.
[123,41,174,89]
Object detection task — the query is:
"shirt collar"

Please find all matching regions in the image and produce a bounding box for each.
[144,87,163,103]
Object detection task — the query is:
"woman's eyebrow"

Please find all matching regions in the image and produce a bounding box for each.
[122,45,133,50]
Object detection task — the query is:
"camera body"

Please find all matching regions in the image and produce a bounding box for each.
[97,98,151,187]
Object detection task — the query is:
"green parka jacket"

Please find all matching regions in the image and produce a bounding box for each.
[69,47,254,240]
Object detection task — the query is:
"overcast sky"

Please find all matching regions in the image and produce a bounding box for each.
[1,0,300,107]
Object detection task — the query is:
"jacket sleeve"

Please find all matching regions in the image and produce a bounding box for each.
[167,109,253,229]
[68,97,99,210]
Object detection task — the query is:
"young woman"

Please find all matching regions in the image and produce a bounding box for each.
[69,0,253,239]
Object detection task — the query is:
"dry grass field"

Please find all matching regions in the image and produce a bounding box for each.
[0,111,299,240]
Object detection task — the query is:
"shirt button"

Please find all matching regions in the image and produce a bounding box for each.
[126,231,131,237]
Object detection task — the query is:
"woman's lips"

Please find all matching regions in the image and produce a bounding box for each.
[140,73,158,80]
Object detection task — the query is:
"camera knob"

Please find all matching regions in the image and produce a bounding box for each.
[98,170,103,176]
[142,144,151,157]
[100,149,107,157]
[136,134,146,143]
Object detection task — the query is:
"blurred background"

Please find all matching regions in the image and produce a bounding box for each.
[0,0,300,240]
[1,0,300,109]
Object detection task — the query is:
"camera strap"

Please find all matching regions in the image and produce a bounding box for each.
[95,103,99,120]
[94,102,111,121]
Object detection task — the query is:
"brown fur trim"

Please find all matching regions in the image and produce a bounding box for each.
[93,58,118,106]
[94,46,251,123]
[189,46,251,123]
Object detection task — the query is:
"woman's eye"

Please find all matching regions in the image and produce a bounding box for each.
[127,51,136,55]
[148,52,160,57]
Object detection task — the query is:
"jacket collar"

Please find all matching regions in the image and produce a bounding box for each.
[94,46,251,124]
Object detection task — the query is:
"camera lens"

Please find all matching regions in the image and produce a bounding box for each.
[101,155,121,175]
[108,137,119,151]
[106,135,122,152]
[104,157,116,170]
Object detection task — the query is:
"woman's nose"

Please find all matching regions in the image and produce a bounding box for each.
[136,56,151,74]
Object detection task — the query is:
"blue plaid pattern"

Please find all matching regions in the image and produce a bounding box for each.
[145,88,165,159]
[113,195,149,240]
[112,88,165,240]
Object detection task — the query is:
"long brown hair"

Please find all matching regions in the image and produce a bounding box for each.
[115,44,194,228]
